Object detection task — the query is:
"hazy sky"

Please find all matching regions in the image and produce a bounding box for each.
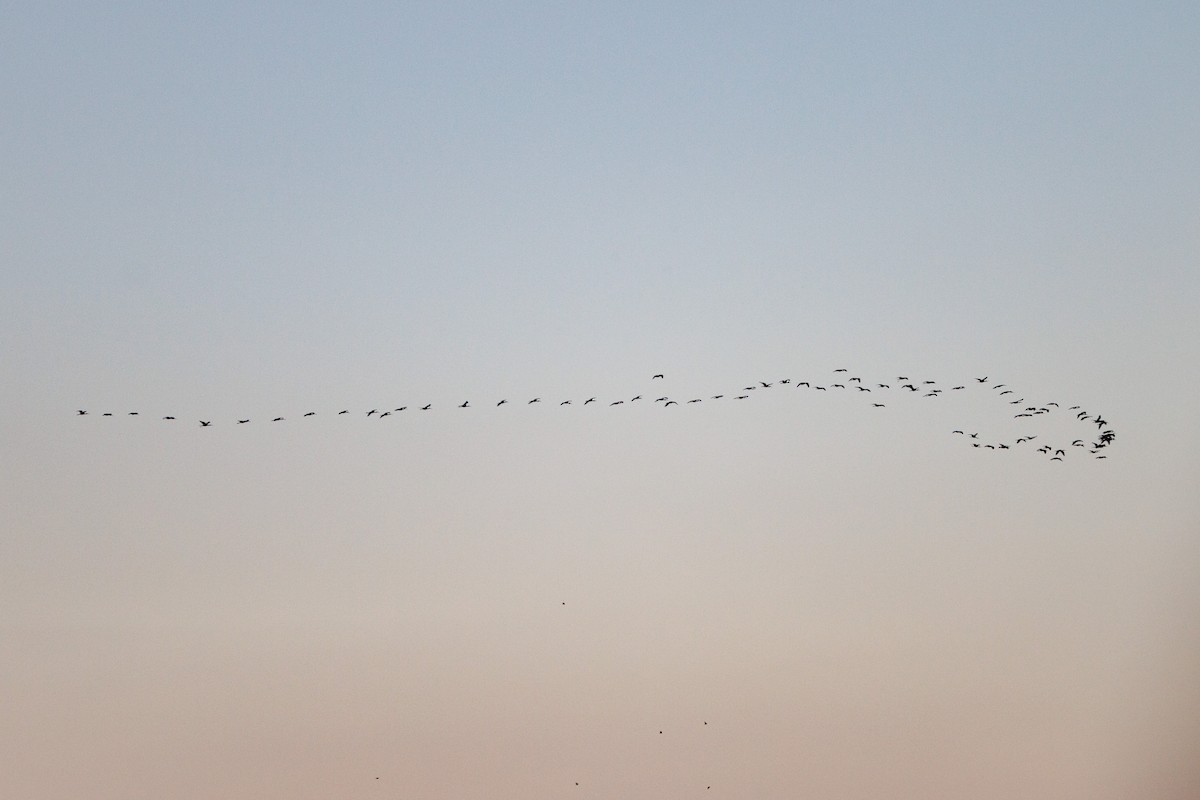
[3,3,1199,798]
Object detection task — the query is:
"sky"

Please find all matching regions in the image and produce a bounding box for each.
[3,2,1199,798]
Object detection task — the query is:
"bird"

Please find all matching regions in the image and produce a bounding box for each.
[849,377,861,383]
[128,412,138,415]
[687,398,701,403]
[631,395,642,401]
[653,374,664,379]
[735,395,749,399]
[497,400,507,406]
[366,409,377,416]
[528,398,540,404]
[199,420,211,426]
[759,381,772,388]
[976,377,988,383]
[856,386,871,391]
[560,400,571,405]
[379,411,391,417]
[304,412,316,416]
[834,368,848,372]
[162,416,174,420]
[584,397,596,404]
[338,410,349,414]
[395,406,407,411]
[459,401,469,408]
[610,400,623,406]
[665,400,679,406]
[237,419,249,424]
[797,382,810,387]
[273,417,284,422]
[76,410,87,415]
[421,404,432,410]
[102,412,112,416]
[873,403,886,407]
[953,430,964,434]
[711,394,724,399]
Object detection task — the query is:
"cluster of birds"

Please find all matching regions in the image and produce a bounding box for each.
[76,369,1115,461]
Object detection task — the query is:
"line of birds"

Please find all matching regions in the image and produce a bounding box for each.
[75,369,1115,460]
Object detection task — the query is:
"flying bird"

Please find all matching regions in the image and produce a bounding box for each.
[76,410,87,415]
[199,420,211,426]
[237,419,249,424]
[652,374,664,379]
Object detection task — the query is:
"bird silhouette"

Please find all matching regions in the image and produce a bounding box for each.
[237,419,249,424]
[273,417,284,422]
[76,410,87,415]
[459,401,469,408]
[421,404,431,410]
[199,420,211,426]
[652,374,664,379]
[497,400,507,406]
[584,398,596,404]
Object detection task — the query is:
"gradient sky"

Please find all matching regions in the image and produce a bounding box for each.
[3,3,1199,798]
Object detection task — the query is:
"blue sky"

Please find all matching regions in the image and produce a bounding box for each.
[3,3,1199,798]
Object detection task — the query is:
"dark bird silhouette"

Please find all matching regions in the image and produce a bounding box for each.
[338,410,349,414]
[735,395,749,399]
[687,399,701,403]
[528,398,540,404]
[798,382,810,387]
[759,381,772,388]
[815,386,826,391]
[665,400,679,406]
[102,412,112,416]
[199,420,211,426]
[610,400,623,405]
[304,412,315,416]
[711,395,724,399]
[366,409,377,416]
[849,377,861,382]
[952,385,965,390]
[873,403,886,407]
[976,377,988,383]
[273,417,284,422]
[380,411,391,417]
[834,368,848,372]
[421,404,432,410]
[560,400,571,405]
[395,406,407,411]
[459,401,469,408]
[237,419,249,424]
[163,416,174,420]
[953,430,964,434]
[832,384,844,388]
[631,395,642,401]
[878,383,890,388]
[497,400,507,406]
[77,409,88,415]
[128,412,138,415]
[653,374,664,379]
[856,386,871,391]
[584,397,596,404]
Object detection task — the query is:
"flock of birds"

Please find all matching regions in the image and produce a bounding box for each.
[76,369,1116,461]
